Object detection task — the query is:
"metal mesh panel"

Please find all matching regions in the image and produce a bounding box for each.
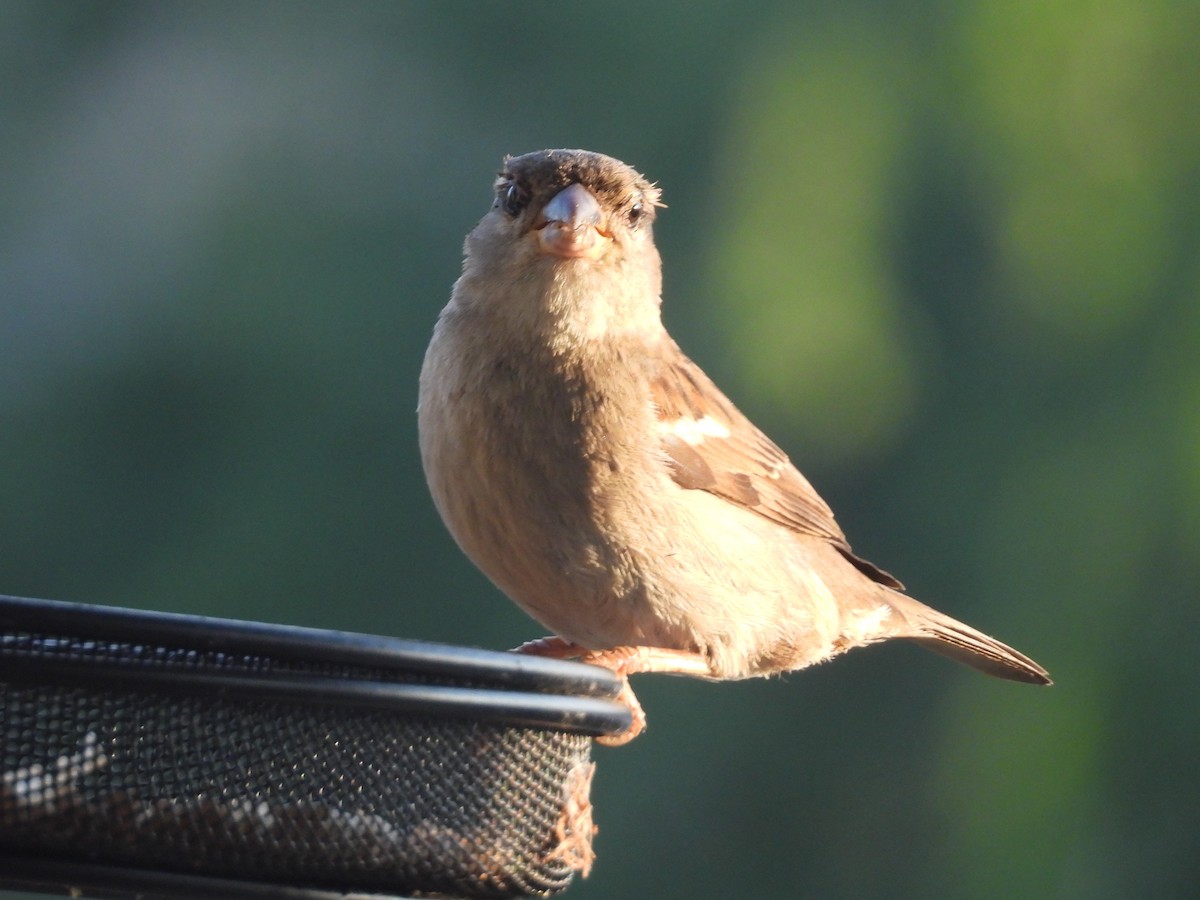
[0,598,622,899]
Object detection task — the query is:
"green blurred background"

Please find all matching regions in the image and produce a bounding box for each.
[3,1,1198,897]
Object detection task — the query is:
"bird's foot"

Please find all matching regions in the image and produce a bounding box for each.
[511,637,643,744]
[583,646,712,746]
[512,639,713,746]
[590,677,646,747]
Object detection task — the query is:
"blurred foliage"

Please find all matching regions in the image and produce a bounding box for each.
[2,1,1198,898]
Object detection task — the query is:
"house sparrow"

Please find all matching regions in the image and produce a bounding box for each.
[418,149,1050,743]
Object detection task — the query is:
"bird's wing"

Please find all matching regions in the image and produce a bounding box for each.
[646,344,903,589]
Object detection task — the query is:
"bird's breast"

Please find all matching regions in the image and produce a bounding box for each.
[419,318,659,642]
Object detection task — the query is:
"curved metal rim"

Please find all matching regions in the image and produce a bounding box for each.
[0,594,622,698]
[0,652,631,735]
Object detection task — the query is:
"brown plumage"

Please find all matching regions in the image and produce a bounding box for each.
[418,149,1049,740]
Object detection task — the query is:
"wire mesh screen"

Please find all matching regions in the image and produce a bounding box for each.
[0,596,627,899]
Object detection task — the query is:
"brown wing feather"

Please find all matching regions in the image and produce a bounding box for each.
[647,346,903,590]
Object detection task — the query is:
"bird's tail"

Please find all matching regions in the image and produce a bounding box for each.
[884,592,1051,685]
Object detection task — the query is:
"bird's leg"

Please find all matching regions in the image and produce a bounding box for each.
[580,645,714,678]
[511,639,714,677]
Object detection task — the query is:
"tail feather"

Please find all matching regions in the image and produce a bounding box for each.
[885,593,1051,686]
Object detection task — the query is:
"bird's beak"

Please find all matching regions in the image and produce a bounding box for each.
[536,183,610,260]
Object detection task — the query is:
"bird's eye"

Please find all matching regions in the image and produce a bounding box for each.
[628,199,645,227]
[500,182,529,217]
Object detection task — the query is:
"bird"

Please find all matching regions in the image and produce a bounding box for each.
[418,148,1050,743]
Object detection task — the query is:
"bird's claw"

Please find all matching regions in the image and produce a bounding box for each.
[513,639,716,745]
